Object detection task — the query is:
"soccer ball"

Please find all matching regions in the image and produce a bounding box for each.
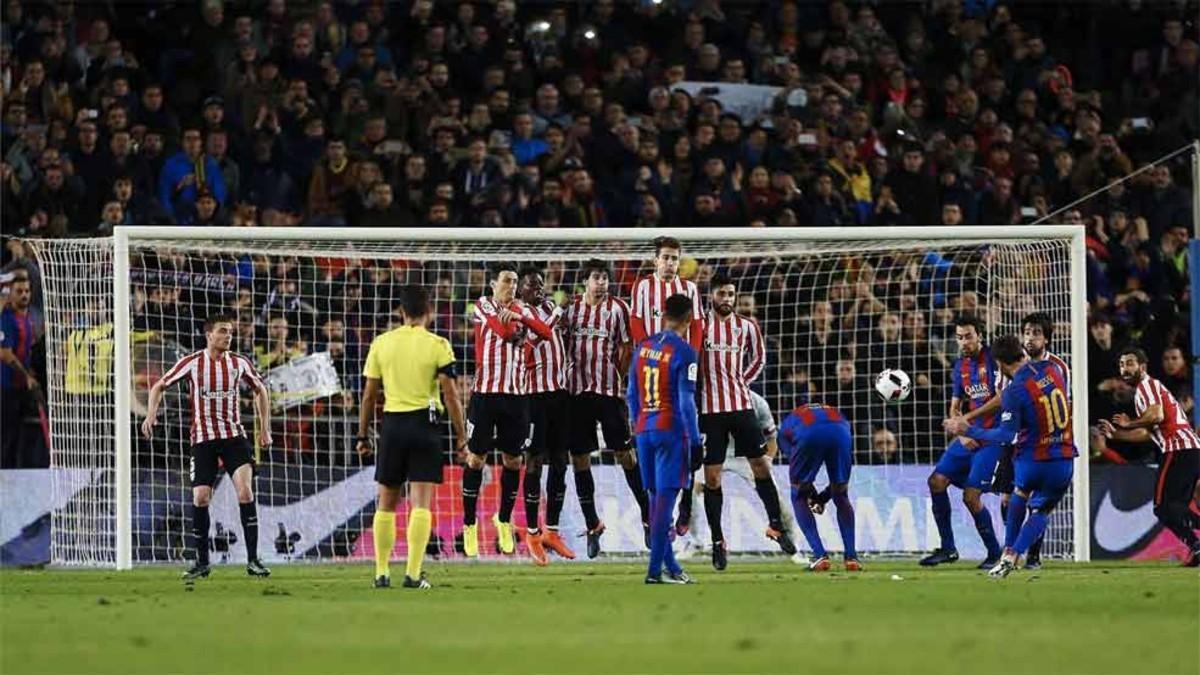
[875,368,912,403]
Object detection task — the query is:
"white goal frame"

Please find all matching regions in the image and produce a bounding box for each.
[107,225,1091,569]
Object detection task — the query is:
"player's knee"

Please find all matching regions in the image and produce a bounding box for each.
[236,486,254,503]
[962,489,982,512]
[571,454,591,471]
[501,454,521,470]
[466,452,486,470]
[703,471,722,490]
[830,482,849,495]
[614,449,635,467]
[928,473,948,492]
[748,456,771,478]
[791,481,815,499]
[192,489,212,508]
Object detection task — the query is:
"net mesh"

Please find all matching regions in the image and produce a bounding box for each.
[28,232,1079,566]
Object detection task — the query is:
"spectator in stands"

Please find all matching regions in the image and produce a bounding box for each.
[158,126,226,224]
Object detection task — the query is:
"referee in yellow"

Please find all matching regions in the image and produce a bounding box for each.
[357,284,467,589]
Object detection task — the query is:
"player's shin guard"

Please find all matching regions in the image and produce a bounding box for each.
[754,478,784,531]
[1014,511,1049,555]
[1004,493,1028,549]
[546,461,567,529]
[831,493,857,559]
[239,501,259,561]
[649,489,680,578]
[972,507,1001,559]
[790,487,826,558]
[623,466,650,524]
[930,491,956,551]
[574,468,601,530]
[523,464,543,532]
[373,510,396,578]
[405,508,432,580]
[191,505,210,566]
[462,466,483,526]
[704,486,724,544]
[498,466,520,523]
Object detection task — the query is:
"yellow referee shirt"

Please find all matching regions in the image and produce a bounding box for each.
[363,325,457,413]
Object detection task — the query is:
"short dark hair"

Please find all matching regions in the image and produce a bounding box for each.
[653,236,681,255]
[991,334,1024,365]
[954,313,986,335]
[710,272,735,291]
[399,285,430,318]
[663,294,693,323]
[1119,346,1149,365]
[1021,311,1054,344]
[518,265,543,281]
[204,313,235,332]
[581,258,610,279]
[491,261,519,279]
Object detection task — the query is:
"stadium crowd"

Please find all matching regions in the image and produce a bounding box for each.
[1,0,1196,469]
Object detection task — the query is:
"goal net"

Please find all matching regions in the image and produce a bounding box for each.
[27,227,1088,568]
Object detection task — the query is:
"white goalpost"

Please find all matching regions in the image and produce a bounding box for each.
[27,226,1090,569]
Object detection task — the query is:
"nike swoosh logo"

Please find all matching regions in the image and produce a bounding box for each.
[1094,490,1158,552]
[209,467,378,560]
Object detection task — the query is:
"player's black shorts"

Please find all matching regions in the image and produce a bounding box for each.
[376,410,445,486]
[190,436,254,487]
[992,446,1016,494]
[569,392,632,455]
[528,390,569,462]
[1155,448,1200,510]
[468,393,530,456]
[701,410,765,465]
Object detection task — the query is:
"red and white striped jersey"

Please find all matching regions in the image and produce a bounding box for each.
[630,274,704,349]
[1041,351,1071,399]
[526,300,567,394]
[700,311,766,414]
[158,349,264,445]
[566,295,630,398]
[473,296,535,395]
[1133,375,1200,453]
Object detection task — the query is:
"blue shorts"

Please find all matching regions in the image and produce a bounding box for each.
[636,430,690,492]
[788,421,853,485]
[1014,458,1074,510]
[935,438,1003,491]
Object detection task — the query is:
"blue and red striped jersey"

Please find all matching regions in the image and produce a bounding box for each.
[965,360,1077,462]
[626,330,700,441]
[0,307,39,390]
[952,347,1006,428]
[778,403,848,459]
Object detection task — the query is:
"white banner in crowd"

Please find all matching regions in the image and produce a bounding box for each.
[672,82,783,124]
[264,352,342,411]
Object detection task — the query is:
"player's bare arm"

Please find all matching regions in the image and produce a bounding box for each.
[356,377,383,456]
[438,372,468,455]
[252,378,272,447]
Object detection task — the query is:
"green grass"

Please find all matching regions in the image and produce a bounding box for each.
[2,560,1197,675]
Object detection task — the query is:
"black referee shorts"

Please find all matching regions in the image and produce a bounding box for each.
[700,410,765,465]
[1155,448,1200,510]
[528,390,569,463]
[569,392,632,455]
[190,437,254,488]
[468,393,530,457]
[377,410,444,486]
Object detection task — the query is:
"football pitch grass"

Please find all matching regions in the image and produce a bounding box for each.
[2,560,1196,675]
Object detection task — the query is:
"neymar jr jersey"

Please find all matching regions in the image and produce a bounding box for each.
[965,360,1078,462]
[952,347,1006,429]
[626,330,701,441]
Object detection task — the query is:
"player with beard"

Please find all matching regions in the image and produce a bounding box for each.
[697,273,793,569]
